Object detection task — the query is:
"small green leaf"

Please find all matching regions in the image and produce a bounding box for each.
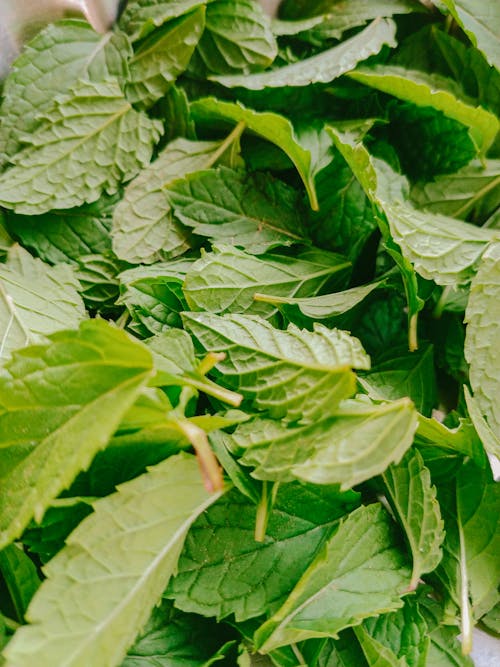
[183,311,368,420]
[126,8,206,108]
[464,241,500,439]
[254,503,411,652]
[0,245,86,362]
[227,397,417,488]
[168,484,359,621]
[119,0,207,41]
[3,454,223,667]
[0,79,163,215]
[211,19,397,89]
[0,544,40,622]
[182,245,350,319]
[167,167,307,254]
[0,320,154,549]
[382,450,444,590]
[348,66,499,154]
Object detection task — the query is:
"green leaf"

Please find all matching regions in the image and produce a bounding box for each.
[168,484,359,621]
[192,0,277,75]
[438,0,500,71]
[435,461,500,653]
[190,98,320,209]
[167,167,308,254]
[254,503,411,652]
[2,454,223,667]
[463,387,500,460]
[0,79,162,215]
[311,631,369,667]
[0,245,86,362]
[348,66,499,154]
[411,160,500,223]
[382,450,444,590]
[226,397,417,488]
[182,245,350,319]
[353,626,402,667]
[360,344,437,416]
[112,137,237,264]
[119,0,208,41]
[421,599,474,667]
[481,603,500,635]
[211,19,397,89]
[75,254,126,314]
[279,0,423,23]
[5,193,118,265]
[415,414,484,462]
[0,319,154,550]
[119,259,193,335]
[183,311,369,420]
[126,8,206,108]
[0,20,131,165]
[464,241,500,439]
[0,544,40,622]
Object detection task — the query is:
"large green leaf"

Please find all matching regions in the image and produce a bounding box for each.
[435,461,500,654]
[464,241,500,439]
[0,20,131,165]
[348,66,499,154]
[254,503,411,652]
[112,137,236,264]
[190,98,320,209]
[225,397,417,488]
[167,167,307,254]
[6,193,118,265]
[382,450,444,590]
[182,245,350,318]
[119,0,207,40]
[168,484,359,621]
[0,245,86,362]
[3,454,223,667]
[211,18,396,89]
[0,320,154,549]
[438,0,500,71]
[126,8,206,108]
[0,79,162,215]
[193,0,277,75]
[182,311,369,420]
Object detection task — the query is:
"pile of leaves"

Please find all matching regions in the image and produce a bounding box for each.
[0,0,499,665]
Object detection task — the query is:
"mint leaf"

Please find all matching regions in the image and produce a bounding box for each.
[0,245,86,362]
[0,544,40,622]
[126,8,206,108]
[254,503,411,652]
[0,79,162,215]
[0,320,154,549]
[168,484,359,621]
[226,397,417,488]
[119,0,207,41]
[211,18,397,89]
[464,241,500,439]
[382,450,445,590]
[0,20,131,165]
[3,454,223,667]
[183,311,369,420]
[167,167,308,254]
[182,245,350,318]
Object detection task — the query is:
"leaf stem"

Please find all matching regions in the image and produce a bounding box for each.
[176,419,223,493]
[408,312,418,352]
[459,519,473,655]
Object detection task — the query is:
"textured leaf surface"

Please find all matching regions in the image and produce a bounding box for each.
[112,138,229,264]
[183,311,369,420]
[119,0,208,41]
[382,450,444,589]
[225,398,417,488]
[212,18,396,89]
[182,245,350,318]
[0,79,162,215]
[126,8,206,108]
[254,503,411,651]
[464,241,500,439]
[191,98,319,209]
[3,454,222,667]
[168,484,359,621]
[348,66,499,154]
[193,0,277,75]
[167,167,307,254]
[0,245,86,362]
[0,20,130,164]
[0,320,154,549]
